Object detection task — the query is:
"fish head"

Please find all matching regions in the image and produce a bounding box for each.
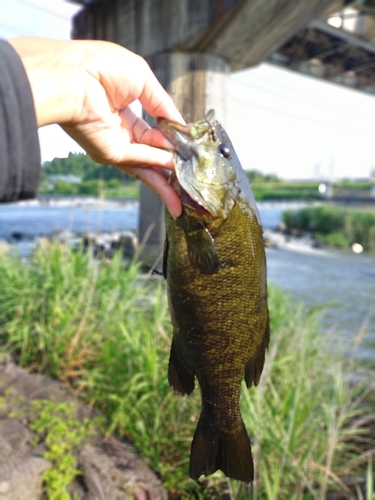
[157,111,239,220]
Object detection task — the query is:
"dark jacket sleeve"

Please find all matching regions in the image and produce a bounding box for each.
[0,40,40,202]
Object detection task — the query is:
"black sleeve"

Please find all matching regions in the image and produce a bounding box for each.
[0,40,41,202]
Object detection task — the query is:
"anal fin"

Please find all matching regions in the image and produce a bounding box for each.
[245,311,270,387]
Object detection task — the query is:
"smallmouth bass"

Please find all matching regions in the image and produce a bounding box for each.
[157,111,270,483]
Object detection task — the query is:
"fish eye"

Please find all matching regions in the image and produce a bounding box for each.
[219,144,231,159]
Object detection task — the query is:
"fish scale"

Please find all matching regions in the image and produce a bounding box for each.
[158,112,270,483]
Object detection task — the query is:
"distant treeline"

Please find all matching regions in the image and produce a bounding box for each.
[40,153,372,202]
[246,169,280,183]
[40,153,137,197]
[248,170,372,201]
[41,152,133,182]
[247,170,321,201]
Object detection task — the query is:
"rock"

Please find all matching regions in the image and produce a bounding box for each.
[312,239,324,248]
[0,358,167,500]
[81,232,138,260]
[263,230,284,248]
[0,419,49,500]
[276,222,287,232]
[290,228,302,237]
[37,237,52,250]
[77,440,166,500]
[263,233,278,248]
[117,232,138,259]
[10,232,32,242]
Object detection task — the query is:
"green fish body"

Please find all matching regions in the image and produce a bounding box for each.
[158,112,270,483]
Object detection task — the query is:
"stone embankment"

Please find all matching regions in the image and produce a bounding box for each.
[0,225,323,260]
[0,230,139,261]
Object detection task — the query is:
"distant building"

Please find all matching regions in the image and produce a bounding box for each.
[48,175,82,185]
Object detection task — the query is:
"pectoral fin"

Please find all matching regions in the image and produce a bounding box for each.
[186,224,219,275]
[178,216,219,275]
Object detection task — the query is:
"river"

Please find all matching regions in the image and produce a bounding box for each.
[0,199,374,361]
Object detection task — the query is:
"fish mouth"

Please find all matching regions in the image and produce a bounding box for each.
[157,118,189,136]
[157,118,198,161]
[156,109,217,147]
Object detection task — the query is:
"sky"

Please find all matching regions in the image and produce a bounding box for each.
[1,0,375,180]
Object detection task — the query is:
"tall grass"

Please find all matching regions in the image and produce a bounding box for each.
[0,243,374,498]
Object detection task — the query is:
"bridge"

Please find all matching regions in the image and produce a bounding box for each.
[69,0,375,265]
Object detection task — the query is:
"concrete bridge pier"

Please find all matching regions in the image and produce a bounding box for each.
[138,52,229,268]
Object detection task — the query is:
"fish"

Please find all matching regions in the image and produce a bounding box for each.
[157,110,270,483]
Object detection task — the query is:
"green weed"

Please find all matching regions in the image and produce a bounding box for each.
[29,400,93,500]
[316,231,351,248]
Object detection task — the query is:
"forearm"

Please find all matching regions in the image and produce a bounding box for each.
[0,40,40,201]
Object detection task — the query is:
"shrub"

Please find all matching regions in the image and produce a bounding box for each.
[283,205,375,251]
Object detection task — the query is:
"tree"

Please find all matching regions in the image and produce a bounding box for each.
[53,181,78,195]
[42,153,133,183]
[77,180,100,196]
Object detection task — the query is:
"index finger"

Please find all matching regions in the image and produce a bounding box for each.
[138,63,185,124]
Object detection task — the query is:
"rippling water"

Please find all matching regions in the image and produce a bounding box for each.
[266,246,375,360]
[0,199,374,361]
[259,203,375,361]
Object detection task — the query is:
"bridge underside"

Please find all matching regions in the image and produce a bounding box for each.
[269,10,375,95]
[69,1,375,95]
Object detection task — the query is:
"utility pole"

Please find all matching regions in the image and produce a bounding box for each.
[139,52,229,268]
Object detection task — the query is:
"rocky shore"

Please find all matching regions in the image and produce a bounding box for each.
[0,358,167,500]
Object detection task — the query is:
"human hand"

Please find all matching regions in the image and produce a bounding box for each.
[8,37,183,217]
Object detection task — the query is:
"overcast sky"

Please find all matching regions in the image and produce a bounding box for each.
[2,0,375,180]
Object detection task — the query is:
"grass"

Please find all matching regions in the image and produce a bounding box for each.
[29,400,94,500]
[0,243,374,498]
[283,205,375,252]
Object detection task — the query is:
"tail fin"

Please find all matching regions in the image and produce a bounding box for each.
[189,417,254,483]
